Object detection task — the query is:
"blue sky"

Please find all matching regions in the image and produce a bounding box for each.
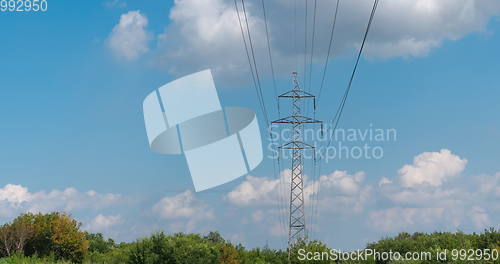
[0,0,499,250]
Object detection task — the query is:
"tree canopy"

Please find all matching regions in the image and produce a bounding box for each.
[0,212,498,264]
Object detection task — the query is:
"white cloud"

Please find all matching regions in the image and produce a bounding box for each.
[226,173,283,206]
[318,171,365,195]
[227,169,372,214]
[361,0,500,58]
[370,207,445,232]
[387,187,462,206]
[28,188,122,213]
[152,191,214,234]
[378,177,392,186]
[225,169,372,239]
[0,184,122,219]
[84,214,122,232]
[479,172,500,197]
[398,149,467,188]
[105,0,127,9]
[471,206,490,229]
[153,190,213,220]
[371,149,499,233]
[107,10,149,60]
[157,0,264,76]
[0,184,31,204]
[155,0,500,76]
[226,149,497,240]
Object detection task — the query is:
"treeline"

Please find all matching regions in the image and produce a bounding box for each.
[0,212,87,263]
[0,212,499,264]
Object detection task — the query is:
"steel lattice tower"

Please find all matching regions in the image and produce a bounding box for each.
[273,72,322,250]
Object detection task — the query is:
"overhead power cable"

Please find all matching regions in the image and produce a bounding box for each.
[260,0,290,247]
[236,0,290,247]
[316,0,340,106]
[303,0,308,90]
[261,0,280,112]
[294,0,298,70]
[241,0,270,125]
[312,0,379,240]
[233,0,268,126]
[308,0,317,92]
[309,0,340,240]
[329,0,378,131]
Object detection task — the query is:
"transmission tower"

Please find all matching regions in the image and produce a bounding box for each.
[273,72,322,251]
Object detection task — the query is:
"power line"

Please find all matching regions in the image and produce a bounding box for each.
[310,0,340,241]
[309,0,340,238]
[261,0,286,249]
[294,0,298,70]
[316,0,340,106]
[303,0,308,91]
[329,0,378,131]
[313,0,379,241]
[308,0,317,93]
[233,0,268,126]
[237,0,289,248]
[261,0,279,111]
[260,0,292,248]
[241,0,270,125]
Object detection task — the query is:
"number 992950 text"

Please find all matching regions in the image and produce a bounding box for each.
[1,0,48,12]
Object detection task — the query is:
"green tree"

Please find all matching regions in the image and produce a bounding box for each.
[85,232,116,254]
[0,214,35,257]
[20,212,88,263]
[50,213,89,263]
[219,243,239,264]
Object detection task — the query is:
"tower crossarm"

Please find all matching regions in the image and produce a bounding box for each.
[278,141,315,150]
[278,89,316,99]
[272,115,322,124]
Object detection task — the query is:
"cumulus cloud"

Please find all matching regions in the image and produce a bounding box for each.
[155,0,500,76]
[226,149,497,239]
[226,173,283,206]
[107,10,150,60]
[0,184,31,204]
[153,190,213,220]
[0,184,122,219]
[318,171,365,196]
[152,190,215,233]
[84,214,122,232]
[479,172,500,197]
[471,206,490,229]
[378,177,392,186]
[227,169,372,214]
[156,0,264,76]
[370,207,445,231]
[225,169,372,238]
[369,149,499,233]
[398,149,467,188]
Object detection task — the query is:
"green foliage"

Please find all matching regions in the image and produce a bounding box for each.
[236,245,287,264]
[0,213,88,263]
[0,254,71,264]
[218,243,239,264]
[1,212,499,264]
[85,233,116,254]
[366,229,500,264]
